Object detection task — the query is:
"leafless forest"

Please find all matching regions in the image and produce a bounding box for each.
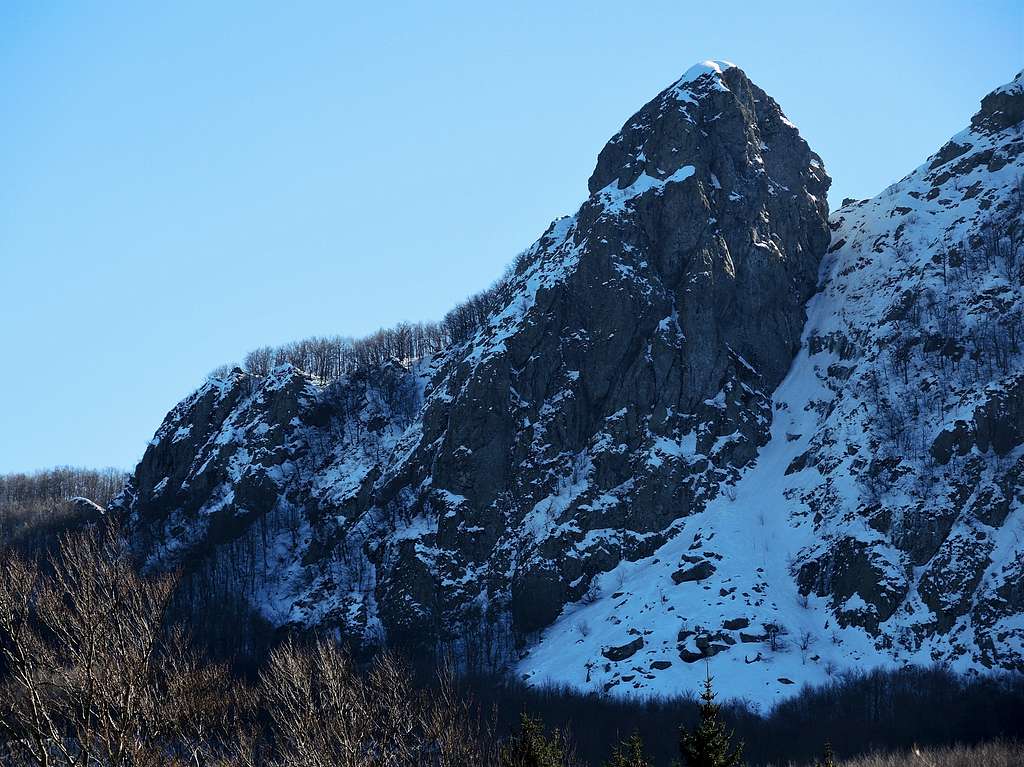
[0,505,1021,766]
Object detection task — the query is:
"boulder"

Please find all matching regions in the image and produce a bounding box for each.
[723,617,750,630]
[672,561,716,584]
[602,637,644,662]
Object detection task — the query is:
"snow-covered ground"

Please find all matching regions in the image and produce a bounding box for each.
[516,302,882,706]
[518,69,1024,705]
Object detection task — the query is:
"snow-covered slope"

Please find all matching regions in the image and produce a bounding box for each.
[518,70,1024,703]
[113,65,1024,706]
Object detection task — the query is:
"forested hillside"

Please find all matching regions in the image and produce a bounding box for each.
[0,466,125,552]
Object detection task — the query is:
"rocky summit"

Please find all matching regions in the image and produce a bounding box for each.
[110,63,1024,704]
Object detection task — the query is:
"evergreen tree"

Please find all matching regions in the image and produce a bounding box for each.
[814,741,837,767]
[604,731,651,767]
[500,712,569,767]
[677,668,744,767]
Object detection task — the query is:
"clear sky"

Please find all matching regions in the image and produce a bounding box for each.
[1,1,1020,473]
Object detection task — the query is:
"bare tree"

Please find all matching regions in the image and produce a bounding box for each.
[256,637,497,767]
[0,467,128,554]
[0,525,240,766]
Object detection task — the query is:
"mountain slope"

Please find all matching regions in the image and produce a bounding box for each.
[519,70,1024,702]
[112,65,1023,704]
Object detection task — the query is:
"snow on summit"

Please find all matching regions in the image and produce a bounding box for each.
[668,59,736,103]
[679,59,736,83]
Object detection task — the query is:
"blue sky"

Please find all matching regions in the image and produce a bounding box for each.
[1,1,1020,473]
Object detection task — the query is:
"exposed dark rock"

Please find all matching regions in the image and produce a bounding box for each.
[797,537,907,631]
[69,496,106,522]
[918,530,994,633]
[109,65,1024,685]
[785,450,812,475]
[602,636,644,662]
[931,375,1024,465]
[972,71,1024,133]
[671,561,717,584]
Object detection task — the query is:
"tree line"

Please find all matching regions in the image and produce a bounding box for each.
[1,523,1022,766]
[233,255,525,382]
[0,523,742,767]
[0,467,126,554]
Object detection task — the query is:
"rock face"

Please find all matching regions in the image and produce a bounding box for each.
[519,69,1024,702]
[786,69,1024,671]
[115,60,829,655]
[112,64,1024,704]
[602,637,644,662]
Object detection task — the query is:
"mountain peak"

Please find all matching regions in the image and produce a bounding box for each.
[112,64,1023,706]
[971,68,1024,133]
[587,61,827,203]
[120,52,832,688]
[674,59,737,87]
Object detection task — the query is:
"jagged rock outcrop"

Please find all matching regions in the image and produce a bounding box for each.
[111,64,1024,704]
[114,60,829,659]
[786,69,1024,668]
[68,496,106,523]
[516,69,1024,700]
